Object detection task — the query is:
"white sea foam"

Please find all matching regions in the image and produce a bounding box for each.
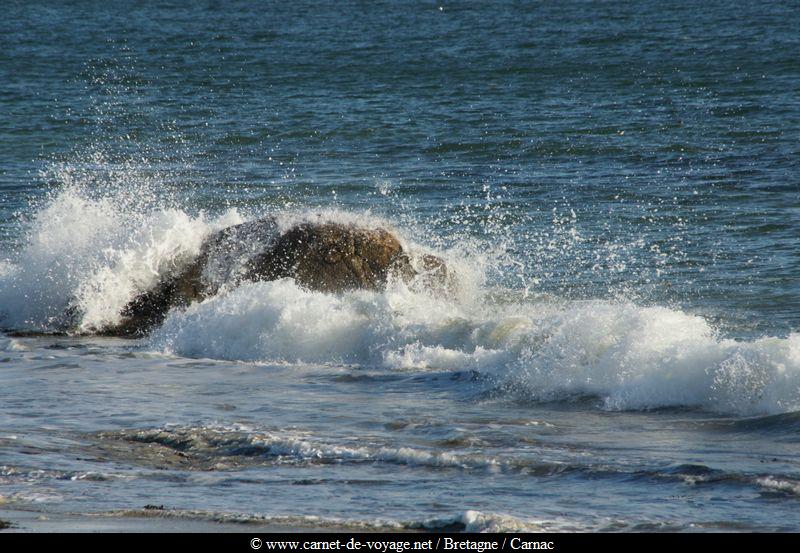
[98,508,406,531]
[415,510,542,532]
[497,303,800,416]
[94,506,579,532]
[2,177,799,416]
[0,260,16,280]
[152,280,800,416]
[0,336,28,352]
[756,477,800,496]
[0,185,241,332]
[122,425,505,472]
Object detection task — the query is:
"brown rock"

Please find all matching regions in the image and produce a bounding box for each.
[243,222,409,293]
[103,219,454,336]
[107,218,278,336]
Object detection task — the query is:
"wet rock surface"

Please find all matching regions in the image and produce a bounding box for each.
[104,219,453,336]
[244,222,408,293]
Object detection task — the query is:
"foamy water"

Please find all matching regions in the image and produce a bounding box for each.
[2,0,799,532]
[2,185,798,418]
[1,181,799,531]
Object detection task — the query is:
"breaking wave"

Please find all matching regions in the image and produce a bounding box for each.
[149,279,800,416]
[1,176,799,417]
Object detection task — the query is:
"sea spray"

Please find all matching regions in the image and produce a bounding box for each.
[1,165,798,416]
[150,277,800,416]
[0,183,242,332]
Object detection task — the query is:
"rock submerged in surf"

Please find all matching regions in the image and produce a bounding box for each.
[105,219,455,336]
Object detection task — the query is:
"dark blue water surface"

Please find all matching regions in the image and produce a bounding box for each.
[3,0,798,333]
[1,0,799,532]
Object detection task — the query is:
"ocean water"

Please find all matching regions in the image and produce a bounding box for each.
[1,0,799,532]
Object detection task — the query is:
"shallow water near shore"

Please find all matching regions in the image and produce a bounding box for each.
[1,0,799,532]
[1,328,799,531]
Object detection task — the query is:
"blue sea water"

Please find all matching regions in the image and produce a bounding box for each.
[0,0,799,531]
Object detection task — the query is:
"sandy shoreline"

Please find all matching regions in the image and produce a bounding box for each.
[0,507,408,533]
